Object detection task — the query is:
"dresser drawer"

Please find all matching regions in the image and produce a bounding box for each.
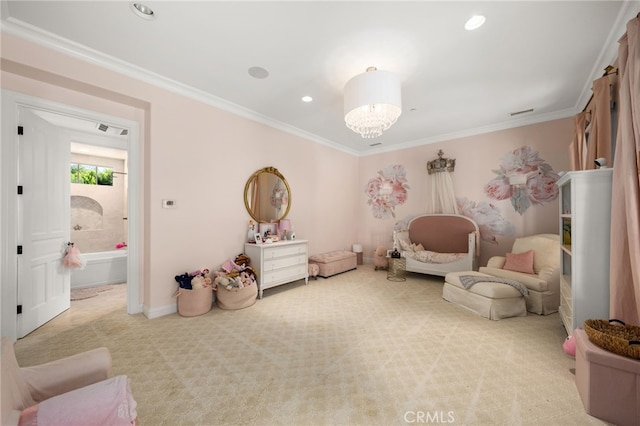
[263,264,308,286]
[264,254,306,271]
[263,244,307,260]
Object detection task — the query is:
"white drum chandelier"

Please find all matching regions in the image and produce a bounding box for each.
[344,67,402,139]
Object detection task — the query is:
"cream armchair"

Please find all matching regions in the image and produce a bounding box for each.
[1,337,137,426]
[479,234,560,315]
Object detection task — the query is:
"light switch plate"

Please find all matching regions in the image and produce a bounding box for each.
[162,199,176,209]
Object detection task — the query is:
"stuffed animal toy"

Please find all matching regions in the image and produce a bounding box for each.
[562,329,578,357]
[374,246,389,270]
[235,254,251,267]
[214,275,233,290]
[174,273,193,289]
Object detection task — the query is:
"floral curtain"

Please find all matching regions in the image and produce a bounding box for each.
[610,14,640,324]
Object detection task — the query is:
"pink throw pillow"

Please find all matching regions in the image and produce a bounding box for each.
[503,250,535,274]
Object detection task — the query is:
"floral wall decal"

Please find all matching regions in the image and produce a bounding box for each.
[484,146,560,215]
[457,197,515,244]
[366,165,409,219]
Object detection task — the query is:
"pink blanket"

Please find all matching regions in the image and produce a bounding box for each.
[19,375,136,426]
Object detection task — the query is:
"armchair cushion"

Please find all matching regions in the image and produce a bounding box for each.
[19,375,137,426]
[511,234,559,274]
[478,234,560,315]
[20,347,112,403]
[479,266,549,292]
[1,337,135,426]
[503,250,535,274]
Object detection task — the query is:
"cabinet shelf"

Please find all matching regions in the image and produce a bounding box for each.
[557,169,612,334]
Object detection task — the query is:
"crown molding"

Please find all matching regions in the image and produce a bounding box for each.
[1,17,359,157]
[574,1,640,111]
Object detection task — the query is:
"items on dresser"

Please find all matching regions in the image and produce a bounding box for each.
[244,240,309,298]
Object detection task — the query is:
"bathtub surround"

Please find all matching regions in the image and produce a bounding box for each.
[15,266,606,425]
[70,250,127,289]
[70,153,127,254]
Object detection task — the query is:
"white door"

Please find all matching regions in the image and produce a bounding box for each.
[17,107,71,338]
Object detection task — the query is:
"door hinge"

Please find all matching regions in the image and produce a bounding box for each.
[17,245,23,255]
[17,126,23,135]
[17,185,23,195]
[17,305,22,315]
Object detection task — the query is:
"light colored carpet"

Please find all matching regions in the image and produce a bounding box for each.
[14,266,609,426]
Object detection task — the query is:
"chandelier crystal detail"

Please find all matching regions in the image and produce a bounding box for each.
[344,67,402,139]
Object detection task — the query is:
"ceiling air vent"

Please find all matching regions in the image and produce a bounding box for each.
[96,123,128,137]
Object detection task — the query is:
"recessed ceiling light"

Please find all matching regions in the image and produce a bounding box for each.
[465,15,486,31]
[131,3,155,20]
[248,66,269,79]
[301,96,313,103]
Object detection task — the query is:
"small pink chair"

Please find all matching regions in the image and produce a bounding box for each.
[1,337,137,426]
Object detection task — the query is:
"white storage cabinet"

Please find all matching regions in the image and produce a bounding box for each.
[557,169,612,334]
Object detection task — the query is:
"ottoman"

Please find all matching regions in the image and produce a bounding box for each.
[443,271,527,320]
[575,329,640,426]
[308,251,357,278]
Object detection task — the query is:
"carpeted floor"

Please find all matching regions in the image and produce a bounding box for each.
[14,266,609,425]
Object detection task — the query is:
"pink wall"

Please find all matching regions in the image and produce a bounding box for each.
[1,35,359,313]
[358,119,573,266]
[1,34,571,314]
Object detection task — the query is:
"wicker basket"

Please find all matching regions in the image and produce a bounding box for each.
[584,319,640,360]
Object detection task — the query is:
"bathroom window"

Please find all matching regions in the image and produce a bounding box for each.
[70,163,113,186]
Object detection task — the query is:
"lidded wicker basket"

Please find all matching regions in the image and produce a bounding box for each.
[584,319,640,360]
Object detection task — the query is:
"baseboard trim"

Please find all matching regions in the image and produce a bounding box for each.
[144,303,177,319]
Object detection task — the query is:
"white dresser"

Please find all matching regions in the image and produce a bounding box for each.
[244,240,309,298]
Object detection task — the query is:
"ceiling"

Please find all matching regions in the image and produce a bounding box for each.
[2,1,639,155]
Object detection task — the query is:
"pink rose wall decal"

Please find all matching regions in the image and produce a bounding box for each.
[484,146,560,215]
[366,165,410,219]
[457,197,515,244]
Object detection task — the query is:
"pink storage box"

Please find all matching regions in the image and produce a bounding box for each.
[574,328,640,426]
[308,251,357,278]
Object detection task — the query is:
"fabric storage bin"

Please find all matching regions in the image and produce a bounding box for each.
[176,287,214,317]
[216,282,257,310]
[575,328,640,426]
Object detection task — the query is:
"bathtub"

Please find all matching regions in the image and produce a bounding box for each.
[71,250,127,289]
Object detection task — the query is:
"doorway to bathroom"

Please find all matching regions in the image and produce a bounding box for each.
[69,141,129,291]
[1,90,142,339]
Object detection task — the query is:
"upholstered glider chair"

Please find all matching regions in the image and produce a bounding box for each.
[479,234,561,315]
[1,337,137,426]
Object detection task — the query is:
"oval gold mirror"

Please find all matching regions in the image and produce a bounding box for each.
[244,166,291,223]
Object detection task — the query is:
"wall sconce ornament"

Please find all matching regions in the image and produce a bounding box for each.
[427,150,456,174]
[484,146,560,215]
[365,164,409,219]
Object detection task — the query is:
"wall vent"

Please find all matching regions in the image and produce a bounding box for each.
[96,123,128,136]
